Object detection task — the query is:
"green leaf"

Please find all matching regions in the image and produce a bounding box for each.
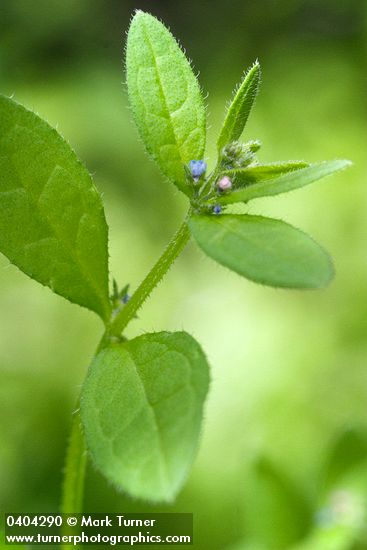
[220,161,309,188]
[244,457,312,549]
[126,11,206,196]
[189,214,334,289]
[0,95,111,322]
[217,61,261,152]
[81,331,210,502]
[218,160,352,205]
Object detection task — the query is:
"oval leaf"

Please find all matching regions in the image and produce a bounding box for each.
[81,331,210,502]
[126,11,206,195]
[189,214,334,289]
[0,95,111,321]
[217,61,261,152]
[219,160,352,205]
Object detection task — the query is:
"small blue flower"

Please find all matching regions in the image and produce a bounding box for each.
[213,205,222,215]
[189,160,207,180]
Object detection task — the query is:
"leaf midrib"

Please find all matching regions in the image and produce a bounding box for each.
[126,346,172,494]
[140,19,187,167]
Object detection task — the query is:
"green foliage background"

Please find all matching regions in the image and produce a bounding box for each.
[0,1,366,548]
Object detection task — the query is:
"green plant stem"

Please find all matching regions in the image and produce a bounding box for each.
[60,411,86,549]
[61,412,86,514]
[109,209,192,337]
[60,210,192,532]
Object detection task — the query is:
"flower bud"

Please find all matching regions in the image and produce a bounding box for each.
[222,140,261,169]
[189,160,207,181]
[217,176,232,191]
[248,140,261,153]
[122,293,130,304]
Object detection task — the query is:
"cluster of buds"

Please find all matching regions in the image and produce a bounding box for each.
[221,140,261,169]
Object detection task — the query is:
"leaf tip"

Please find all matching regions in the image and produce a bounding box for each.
[129,9,155,31]
[321,258,335,289]
[247,59,262,83]
[307,246,335,290]
[252,58,261,72]
[132,8,146,18]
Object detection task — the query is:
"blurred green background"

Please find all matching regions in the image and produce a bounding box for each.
[1,1,367,548]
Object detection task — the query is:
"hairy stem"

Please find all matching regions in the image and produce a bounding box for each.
[60,412,87,549]
[60,210,192,528]
[61,413,86,513]
[109,209,192,337]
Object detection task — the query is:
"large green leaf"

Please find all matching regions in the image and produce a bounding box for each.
[218,160,351,205]
[0,95,110,321]
[81,331,210,502]
[217,61,261,152]
[189,214,334,289]
[126,11,206,195]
